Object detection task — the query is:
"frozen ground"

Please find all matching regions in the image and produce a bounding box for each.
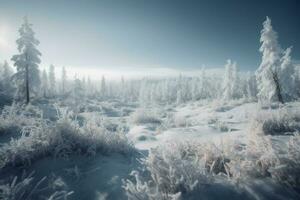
[0,99,300,199]
[129,101,257,150]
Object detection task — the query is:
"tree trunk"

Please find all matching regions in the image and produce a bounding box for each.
[25,63,30,104]
[271,70,284,104]
[25,52,30,104]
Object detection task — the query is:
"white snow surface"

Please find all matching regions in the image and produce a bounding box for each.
[1,99,300,200]
[129,101,258,150]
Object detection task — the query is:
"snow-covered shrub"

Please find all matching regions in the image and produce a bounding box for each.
[160,112,192,129]
[123,141,237,199]
[242,107,300,186]
[52,109,135,157]
[253,106,300,136]
[0,104,39,133]
[131,109,161,125]
[124,119,300,199]
[0,171,73,200]
[212,99,246,113]
[0,107,135,169]
[208,119,230,132]
[266,134,300,187]
[0,172,45,200]
[220,106,300,187]
[173,113,190,128]
[238,131,300,188]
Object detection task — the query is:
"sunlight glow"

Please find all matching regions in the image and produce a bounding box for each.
[47,66,224,81]
[0,24,9,51]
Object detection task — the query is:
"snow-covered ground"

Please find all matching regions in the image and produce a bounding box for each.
[1,99,300,199]
[129,101,257,150]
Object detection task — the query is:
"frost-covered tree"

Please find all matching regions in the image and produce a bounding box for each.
[101,75,106,97]
[191,77,199,101]
[0,61,14,102]
[61,66,67,95]
[48,64,56,97]
[245,72,257,100]
[295,65,300,97]
[11,17,41,104]
[73,76,84,103]
[41,69,48,97]
[86,76,94,97]
[231,62,242,99]
[199,67,208,99]
[255,17,282,103]
[176,89,183,104]
[223,59,238,100]
[0,61,14,90]
[139,78,148,106]
[176,75,184,104]
[81,76,86,98]
[280,47,296,100]
[120,76,126,100]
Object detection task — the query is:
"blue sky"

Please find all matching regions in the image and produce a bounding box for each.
[0,0,299,73]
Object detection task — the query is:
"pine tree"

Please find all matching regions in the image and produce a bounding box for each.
[61,66,67,95]
[176,89,183,104]
[81,76,86,98]
[48,64,56,97]
[280,47,296,100]
[199,67,209,99]
[121,76,125,100]
[295,65,300,97]
[1,61,14,89]
[11,17,41,104]
[222,60,234,100]
[245,72,257,100]
[87,76,93,97]
[73,75,84,103]
[231,62,242,99]
[0,61,14,97]
[255,17,282,103]
[101,75,106,98]
[41,69,48,97]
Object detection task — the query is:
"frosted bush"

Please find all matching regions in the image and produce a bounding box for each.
[160,113,192,129]
[0,171,73,200]
[253,105,300,136]
[124,116,300,199]
[228,107,300,186]
[173,114,190,128]
[123,141,236,199]
[0,103,41,133]
[212,99,245,112]
[208,119,230,132]
[0,106,135,169]
[131,109,161,125]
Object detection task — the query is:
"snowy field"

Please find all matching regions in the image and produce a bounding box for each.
[1,6,300,200]
[1,98,300,200]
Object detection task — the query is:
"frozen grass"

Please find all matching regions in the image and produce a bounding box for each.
[0,103,42,134]
[124,137,300,199]
[252,105,300,136]
[0,171,73,200]
[172,113,191,128]
[131,109,162,125]
[0,106,135,169]
[123,106,300,199]
[208,118,230,132]
[212,99,248,113]
[160,112,193,129]
[123,140,237,200]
